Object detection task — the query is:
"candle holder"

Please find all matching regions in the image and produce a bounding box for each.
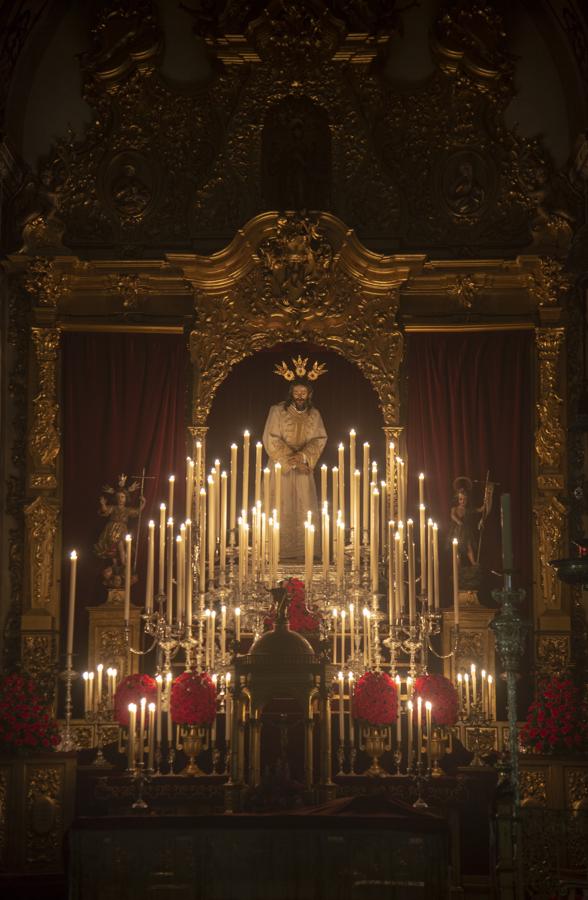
[359,724,392,777]
[177,724,209,776]
[412,760,428,809]
[58,658,79,752]
[131,761,150,811]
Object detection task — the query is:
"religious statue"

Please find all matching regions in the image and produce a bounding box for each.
[94,474,145,587]
[263,357,327,561]
[449,474,494,589]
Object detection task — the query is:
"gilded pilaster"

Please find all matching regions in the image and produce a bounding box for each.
[534,318,570,668]
[29,327,60,489]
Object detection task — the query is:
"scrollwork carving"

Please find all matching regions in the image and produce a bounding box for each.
[26,767,62,865]
[535,328,565,472]
[30,328,60,476]
[520,770,548,807]
[447,274,480,310]
[534,496,566,611]
[24,497,59,611]
[536,635,569,678]
[21,635,58,709]
[455,630,483,668]
[526,258,571,308]
[567,770,588,811]
[24,259,69,309]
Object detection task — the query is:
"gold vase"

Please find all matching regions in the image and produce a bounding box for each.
[360,725,391,777]
[429,726,450,777]
[179,725,207,776]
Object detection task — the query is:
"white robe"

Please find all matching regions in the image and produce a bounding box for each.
[263,402,327,560]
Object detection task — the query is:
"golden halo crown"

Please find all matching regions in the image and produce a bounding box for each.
[274,356,328,382]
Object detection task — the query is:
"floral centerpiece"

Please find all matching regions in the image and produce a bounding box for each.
[114,673,157,726]
[264,578,321,634]
[0,673,60,754]
[521,676,588,755]
[170,671,216,725]
[352,671,398,725]
[414,674,459,726]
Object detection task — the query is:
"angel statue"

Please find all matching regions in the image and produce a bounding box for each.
[449,473,495,589]
[94,474,145,587]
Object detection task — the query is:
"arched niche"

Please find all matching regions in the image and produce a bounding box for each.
[177,212,418,456]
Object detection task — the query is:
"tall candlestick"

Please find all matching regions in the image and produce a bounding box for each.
[208,475,215,586]
[230,444,238,533]
[433,523,439,609]
[362,442,370,540]
[221,605,227,659]
[488,674,494,718]
[185,519,192,625]
[156,674,162,743]
[67,550,78,657]
[348,673,355,747]
[340,609,346,667]
[168,475,175,521]
[124,535,132,623]
[96,663,103,707]
[210,610,216,669]
[147,703,155,771]
[417,696,423,760]
[242,431,250,516]
[407,519,416,623]
[395,675,401,743]
[254,442,262,506]
[407,700,413,768]
[370,487,379,592]
[332,608,338,665]
[452,538,459,625]
[235,606,241,642]
[321,464,328,508]
[139,696,147,764]
[348,603,355,660]
[220,472,228,582]
[146,520,155,613]
[418,472,425,510]
[199,488,206,594]
[338,671,345,742]
[427,518,433,605]
[380,481,387,561]
[349,430,356,538]
[225,672,232,744]
[127,703,136,771]
[186,458,194,521]
[338,443,345,523]
[362,608,368,667]
[176,534,184,623]
[332,466,339,519]
[88,671,94,712]
[388,443,396,522]
[464,672,470,716]
[425,701,432,771]
[158,503,166,595]
[471,663,477,703]
[419,503,426,594]
[166,519,173,619]
[388,522,395,623]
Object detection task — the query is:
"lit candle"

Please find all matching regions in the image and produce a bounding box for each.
[349,603,355,660]
[124,535,132,622]
[185,518,192,626]
[407,700,413,768]
[166,519,173,619]
[338,443,345,522]
[388,521,395,623]
[353,470,361,570]
[225,672,232,744]
[380,480,387,560]
[362,607,368,667]
[88,671,95,712]
[210,610,216,669]
[425,701,432,771]
[481,669,487,716]
[338,671,345,742]
[165,672,172,744]
[235,606,241,642]
[452,537,459,625]
[255,442,262,506]
[488,674,494,718]
[471,663,477,704]
[433,523,439,609]
[242,430,250,515]
[419,503,426,594]
[208,475,215,586]
[362,442,370,541]
[96,663,103,707]
[176,534,184,622]
[220,472,228,582]
[66,550,78,658]
[321,464,328,507]
[199,487,206,594]
[457,672,463,714]
[417,696,423,760]
[158,503,166,595]
[348,673,355,747]
[127,703,137,770]
[274,462,282,522]
[340,609,346,667]
[168,475,175,521]
[407,519,416,623]
[230,443,238,533]
[263,467,270,524]
[83,672,89,714]
[464,672,470,716]
[139,696,147,764]
[147,702,155,771]
[146,520,155,613]
[371,487,380,592]
[395,675,401,743]
[332,608,338,665]
[349,430,356,538]
[186,458,194,521]
[156,674,162,743]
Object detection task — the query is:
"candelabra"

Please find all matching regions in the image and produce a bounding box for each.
[58,655,78,752]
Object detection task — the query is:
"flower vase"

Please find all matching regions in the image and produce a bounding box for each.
[179,725,207,776]
[429,726,450,777]
[360,725,391,777]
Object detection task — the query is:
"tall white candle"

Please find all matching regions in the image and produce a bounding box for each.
[452,538,459,625]
[96,663,103,707]
[407,519,416,624]
[156,674,162,743]
[348,673,355,747]
[242,431,250,515]
[254,442,262,506]
[186,458,194,521]
[124,535,132,622]
[127,703,136,770]
[321,464,328,508]
[419,503,426,594]
[235,606,241,642]
[417,696,423,759]
[338,671,345,742]
[158,503,166,595]
[433,523,439,609]
[332,608,338,665]
[185,519,192,625]
[362,443,370,540]
[199,488,206,594]
[166,519,173,619]
[340,609,346,667]
[220,472,228,582]
[221,605,227,659]
[67,550,78,657]
[349,603,355,660]
[146,520,155,613]
[168,475,175,521]
[338,443,345,523]
[176,534,184,622]
[230,444,238,533]
[349,430,356,538]
[425,701,432,771]
[388,521,395,623]
[208,475,215,586]
[395,675,401,742]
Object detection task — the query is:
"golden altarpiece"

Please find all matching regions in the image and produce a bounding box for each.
[1,1,588,894]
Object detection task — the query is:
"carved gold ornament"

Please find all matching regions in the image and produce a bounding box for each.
[24,497,59,611]
[274,356,327,381]
[30,328,60,477]
[536,635,569,678]
[534,496,566,610]
[520,770,548,808]
[535,328,565,472]
[526,258,571,307]
[26,767,61,864]
[24,258,69,308]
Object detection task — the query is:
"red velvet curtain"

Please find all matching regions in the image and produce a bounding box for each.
[61,332,187,668]
[406,330,534,610]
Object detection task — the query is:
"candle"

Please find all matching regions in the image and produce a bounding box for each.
[263,467,271,524]
[220,472,228,582]
[83,672,89,714]
[388,443,396,521]
[407,519,416,623]
[419,503,426,594]
[230,444,238,533]
[349,603,355,660]
[96,663,103,707]
[452,538,459,625]
[481,669,487,716]
[340,609,346,667]
[168,475,175,521]
[67,550,78,658]
[186,458,194,521]
[127,703,137,770]
[501,493,513,572]
[457,673,463,714]
[255,442,262,505]
[208,475,215,586]
[353,470,361,570]
[185,519,193,625]
[156,674,162,743]
[139,696,147,764]
[338,672,345,742]
[332,608,338,665]
[242,431,250,515]
[210,610,216,669]
[407,700,413,769]
[225,672,232,744]
[370,487,378,592]
[322,507,329,581]
[425,701,432,771]
[147,703,155,771]
[199,487,206,594]
[221,605,227,659]
[349,430,356,537]
[235,606,241,642]
[427,518,433,605]
[195,441,202,493]
[166,518,174,619]
[471,663,477,703]
[274,462,282,522]
[338,443,345,522]
[464,672,470,716]
[395,675,401,743]
[380,481,386,560]
[165,672,172,744]
[321,464,328,507]
[388,521,395,623]
[362,442,370,540]
[348,673,355,747]
[176,534,184,623]
[417,696,423,760]
[362,607,368,667]
[488,674,494,718]
[158,503,166,595]
[124,536,132,622]
[88,671,95,712]
[145,520,155,613]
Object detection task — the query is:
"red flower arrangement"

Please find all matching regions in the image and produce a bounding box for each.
[352,671,398,726]
[521,677,588,755]
[114,673,157,727]
[265,578,321,633]
[413,674,459,726]
[170,671,217,726]
[0,673,60,753]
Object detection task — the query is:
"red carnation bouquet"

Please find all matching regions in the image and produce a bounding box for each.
[265,578,321,633]
[414,674,459,726]
[352,671,398,726]
[114,673,157,727]
[170,671,217,726]
[521,677,588,755]
[0,673,60,753]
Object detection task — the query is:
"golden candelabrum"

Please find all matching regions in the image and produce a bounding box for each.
[360,724,392,777]
[426,726,453,778]
[176,724,209,776]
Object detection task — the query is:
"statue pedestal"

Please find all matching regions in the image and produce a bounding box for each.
[87,589,142,676]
